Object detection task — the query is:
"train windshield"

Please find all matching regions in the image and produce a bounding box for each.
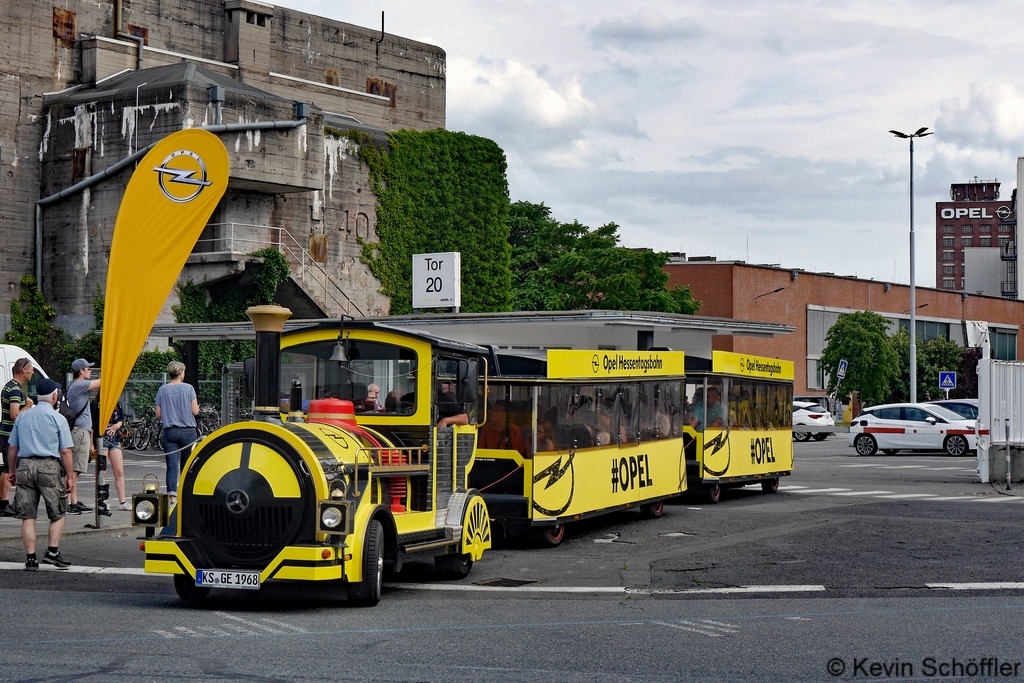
[280,339,418,414]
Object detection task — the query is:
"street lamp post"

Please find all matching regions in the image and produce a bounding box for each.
[890,127,933,404]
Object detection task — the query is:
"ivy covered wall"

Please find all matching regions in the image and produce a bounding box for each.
[348,128,513,314]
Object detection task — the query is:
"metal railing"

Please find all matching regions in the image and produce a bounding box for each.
[1002,280,1018,296]
[196,222,363,316]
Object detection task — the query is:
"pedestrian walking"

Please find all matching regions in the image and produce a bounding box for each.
[99,399,129,510]
[66,358,99,514]
[8,377,74,570]
[154,361,198,505]
[0,358,35,516]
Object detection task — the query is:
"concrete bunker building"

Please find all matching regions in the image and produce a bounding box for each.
[3,0,446,335]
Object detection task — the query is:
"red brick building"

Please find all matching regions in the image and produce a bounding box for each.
[666,260,1022,396]
[934,179,1014,294]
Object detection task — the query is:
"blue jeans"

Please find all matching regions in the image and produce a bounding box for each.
[161,427,196,495]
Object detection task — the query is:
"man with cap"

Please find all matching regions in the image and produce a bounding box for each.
[8,377,74,569]
[66,358,99,514]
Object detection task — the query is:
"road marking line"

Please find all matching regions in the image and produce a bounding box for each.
[928,583,1024,590]
[840,464,882,468]
[389,583,826,595]
[152,630,178,639]
[778,485,809,490]
[260,618,308,633]
[874,493,937,499]
[832,490,893,496]
[925,496,976,501]
[0,561,147,575]
[173,626,199,636]
[214,611,284,634]
[196,625,230,636]
[654,621,723,637]
[972,496,1024,503]
[698,619,740,632]
[886,466,928,469]
[790,488,852,493]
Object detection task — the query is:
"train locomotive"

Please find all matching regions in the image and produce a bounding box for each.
[133,305,491,605]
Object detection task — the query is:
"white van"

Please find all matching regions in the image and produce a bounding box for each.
[0,343,49,398]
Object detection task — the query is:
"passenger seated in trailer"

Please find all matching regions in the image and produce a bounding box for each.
[478,400,529,456]
[536,421,556,453]
[594,410,626,446]
[690,386,725,432]
[384,390,401,413]
[436,383,468,428]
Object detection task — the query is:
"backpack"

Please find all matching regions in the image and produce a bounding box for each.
[57,389,86,431]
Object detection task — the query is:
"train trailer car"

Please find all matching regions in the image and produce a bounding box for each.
[682,350,795,503]
[468,348,689,545]
[133,305,492,605]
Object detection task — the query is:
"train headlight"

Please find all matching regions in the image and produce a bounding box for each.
[135,500,156,521]
[321,507,342,528]
[317,500,351,534]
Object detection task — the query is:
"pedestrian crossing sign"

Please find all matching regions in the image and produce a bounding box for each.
[939,371,956,390]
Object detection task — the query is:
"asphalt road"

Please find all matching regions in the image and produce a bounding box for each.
[2,439,1024,682]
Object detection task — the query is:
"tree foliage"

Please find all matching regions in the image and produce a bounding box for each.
[886,329,964,403]
[820,311,899,406]
[5,275,68,377]
[508,201,701,313]
[352,128,512,314]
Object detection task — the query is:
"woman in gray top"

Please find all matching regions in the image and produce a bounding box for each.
[154,361,199,504]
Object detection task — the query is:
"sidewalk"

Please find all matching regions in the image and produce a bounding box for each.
[0,453,168,542]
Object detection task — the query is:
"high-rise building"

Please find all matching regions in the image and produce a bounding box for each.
[934,179,1015,297]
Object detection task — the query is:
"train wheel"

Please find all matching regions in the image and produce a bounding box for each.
[348,520,383,607]
[173,574,210,602]
[640,500,664,519]
[538,523,565,547]
[702,483,721,504]
[761,477,780,493]
[435,552,473,579]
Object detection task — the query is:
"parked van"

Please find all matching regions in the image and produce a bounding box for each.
[0,344,48,398]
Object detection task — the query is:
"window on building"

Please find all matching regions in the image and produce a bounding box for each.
[999,237,1010,247]
[999,224,1012,233]
[993,329,1018,361]
[961,251,965,261]
[942,237,955,247]
[961,225,974,234]
[942,250,954,261]
[942,278,955,288]
[961,264,966,276]
[942,225,955,234]
[981,237,992,247]
[942,265,954,275]
[962,237,973,247]
[981,224,992,233]
[961,278,965,288]
[900,319,950,341]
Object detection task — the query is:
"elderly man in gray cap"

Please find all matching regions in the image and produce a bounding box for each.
[66,358,99,514]
[8,377,74,570]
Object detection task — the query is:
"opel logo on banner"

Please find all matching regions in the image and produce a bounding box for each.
[153,150,213,203]
[226,489,250,515]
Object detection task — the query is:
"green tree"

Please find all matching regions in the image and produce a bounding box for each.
[5,275,69,377]
[820,311,899,406]
[887,329,964,402]
[508,201,701,313]
[354,128,512,314]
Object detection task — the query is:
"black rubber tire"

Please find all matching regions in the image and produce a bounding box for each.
[853,434,877,456]
[793,431,811,442]
[538,523,565,547]
[435,553,473,579]
[882,449,899,456]
[812,433,829,441]
[348,520,384,607]
[704,483,721,504]
[944,434,968,457]
[640,500,664,519]
[174,574,211,601]
[761,478,779,494]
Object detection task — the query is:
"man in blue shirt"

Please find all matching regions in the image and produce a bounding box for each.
[8,377,74,570]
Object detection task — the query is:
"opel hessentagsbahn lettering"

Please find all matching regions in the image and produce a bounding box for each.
[848,402,982,456]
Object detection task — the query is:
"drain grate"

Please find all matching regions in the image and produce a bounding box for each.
[474,577,539,587]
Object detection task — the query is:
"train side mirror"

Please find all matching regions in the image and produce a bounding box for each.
[455,359,478,405]
[243,357,256,400]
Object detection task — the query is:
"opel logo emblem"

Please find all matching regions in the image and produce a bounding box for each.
[997,206,1012,220]
[153,149,212,203]
[226,489,250,514]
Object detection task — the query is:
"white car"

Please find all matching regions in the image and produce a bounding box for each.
[848,402,977,456]
[793,401,835,442]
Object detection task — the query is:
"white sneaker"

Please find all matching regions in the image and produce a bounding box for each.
[118,501,131,511]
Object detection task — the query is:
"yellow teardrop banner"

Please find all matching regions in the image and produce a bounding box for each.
[99,129,229,431]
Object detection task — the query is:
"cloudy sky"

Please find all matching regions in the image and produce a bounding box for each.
[287,0,1024,288]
